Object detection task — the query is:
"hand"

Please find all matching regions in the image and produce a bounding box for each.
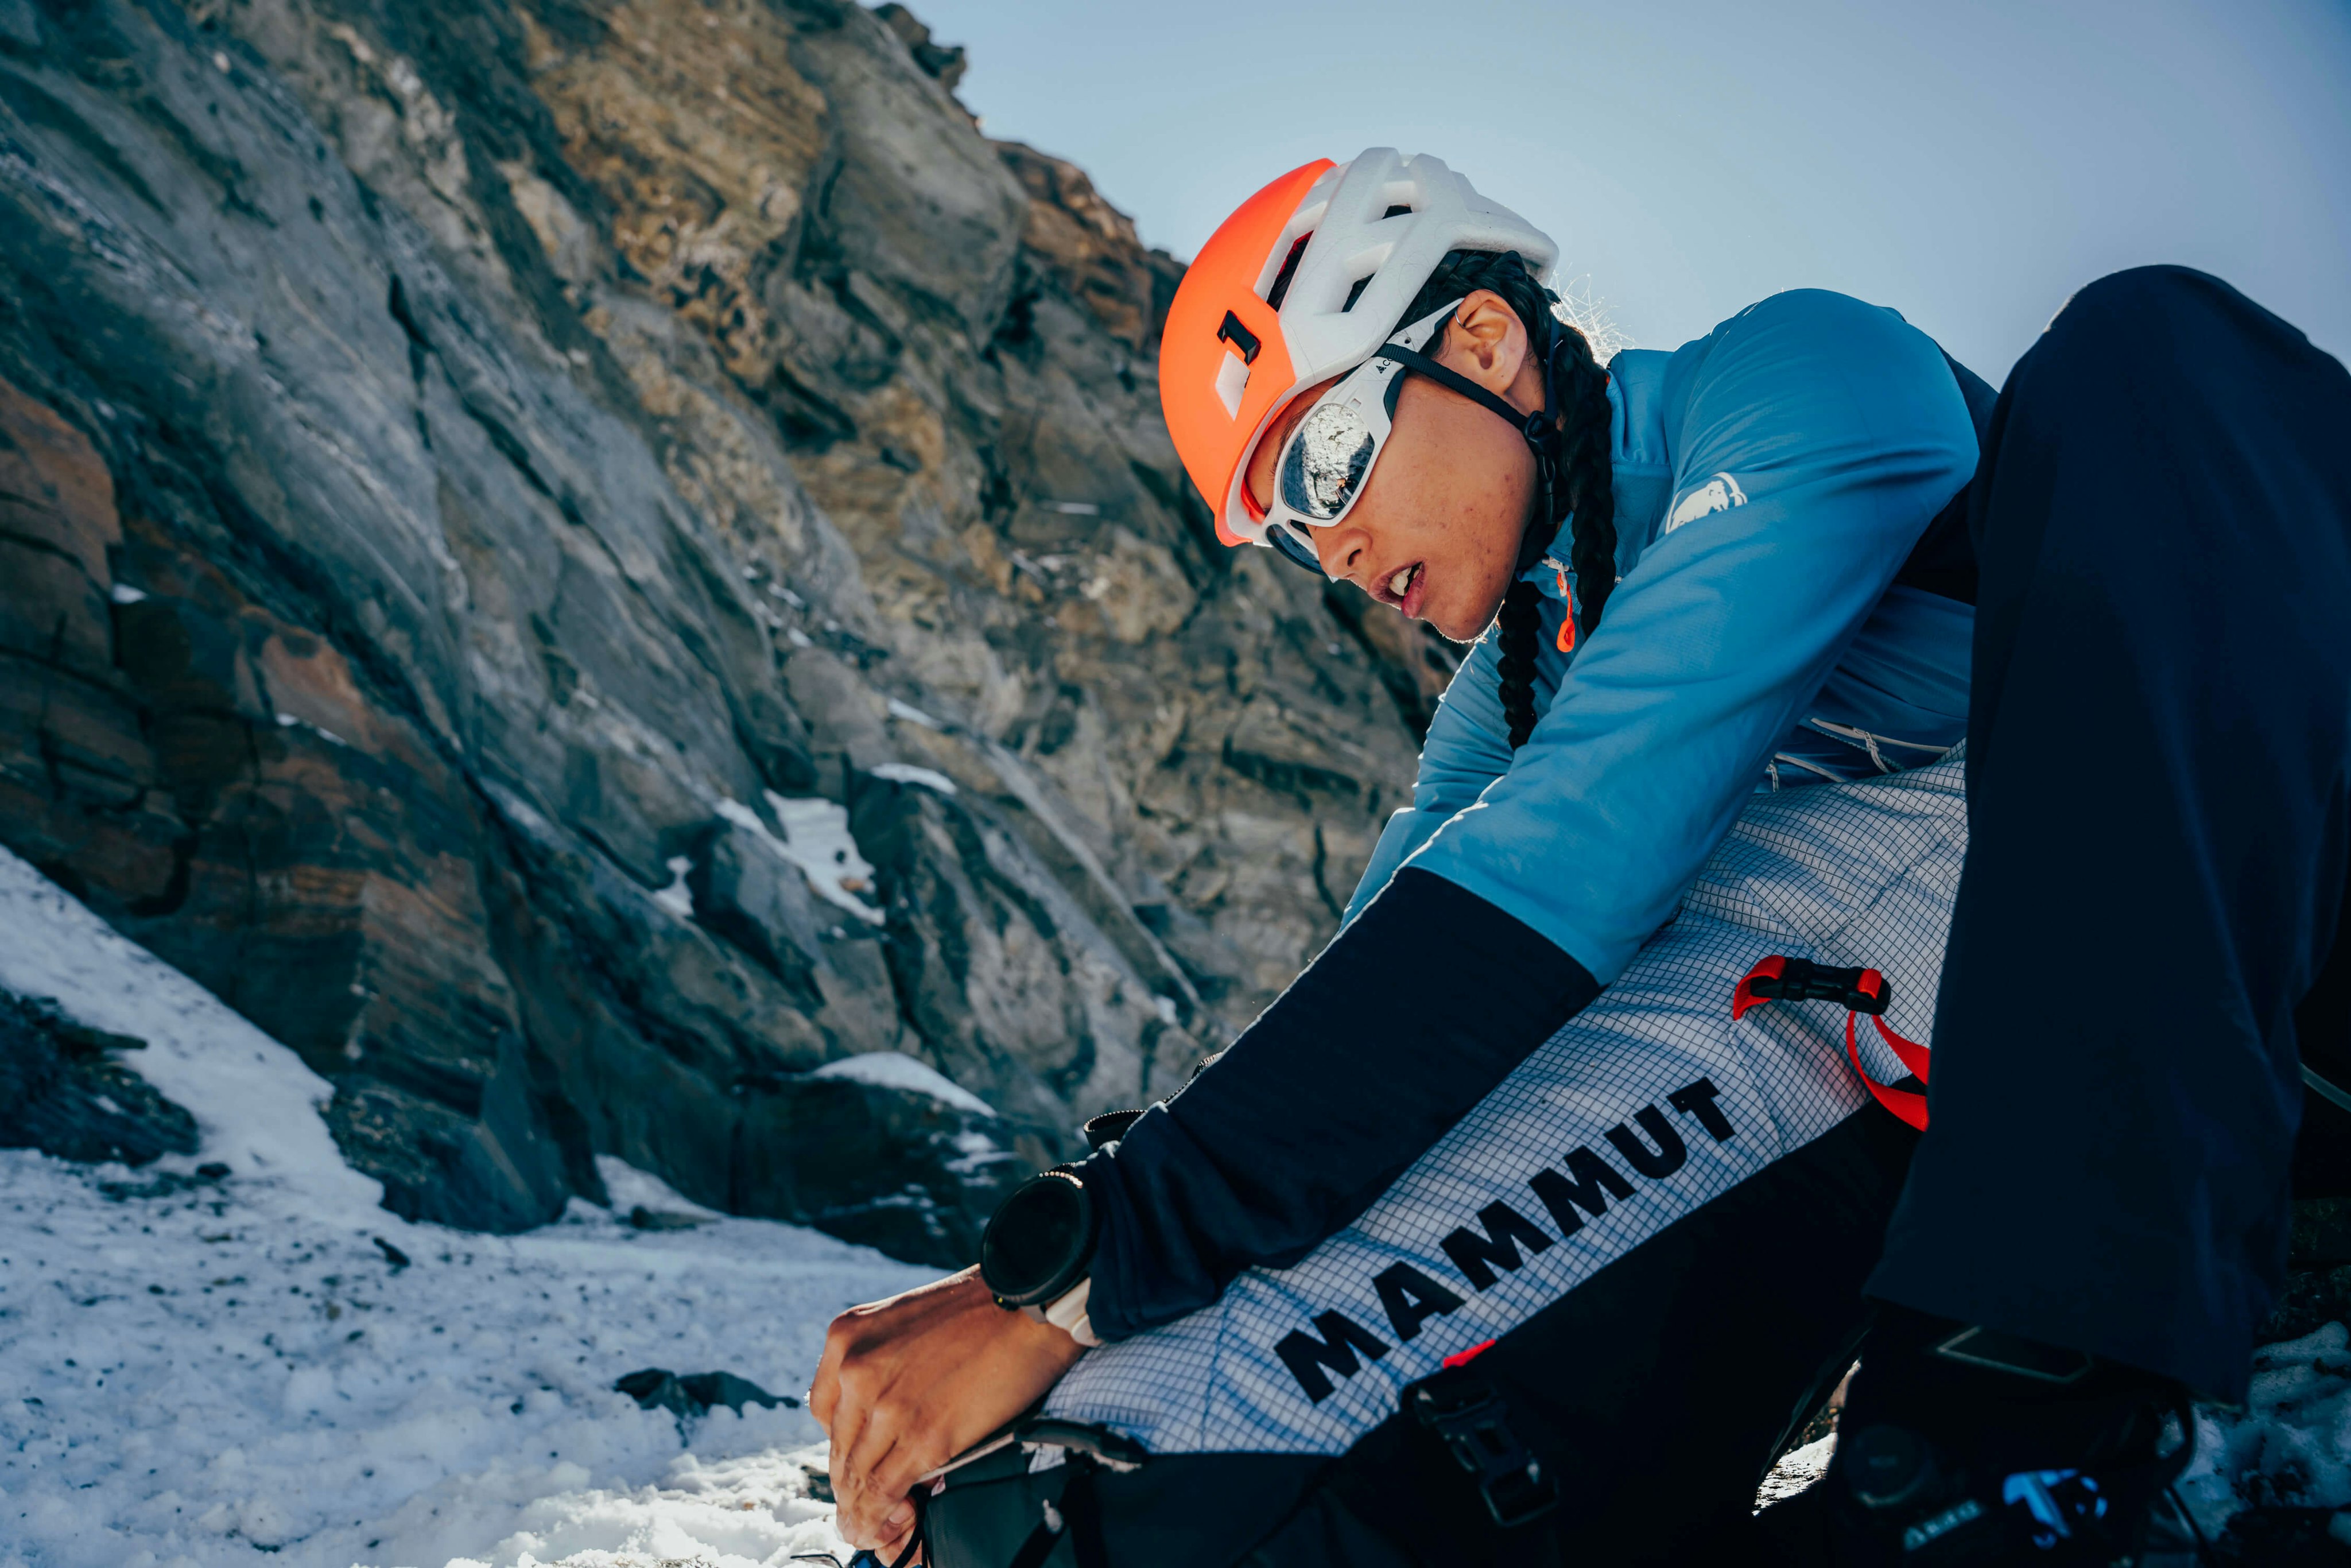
[810,1266,1088,1555]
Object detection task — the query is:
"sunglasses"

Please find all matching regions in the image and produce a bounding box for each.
[1254,297,1555,576]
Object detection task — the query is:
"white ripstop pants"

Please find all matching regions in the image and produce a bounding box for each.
[1046,753,1966,1455]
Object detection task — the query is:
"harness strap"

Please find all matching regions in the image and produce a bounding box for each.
[1003,1511,1060,1568]
[1321,1365,1567,1567]
[1735,955,1932,1131]
[992,1458,1114,1568]
[1059,1460,1114,1568]
[1409,1365,1560,1530]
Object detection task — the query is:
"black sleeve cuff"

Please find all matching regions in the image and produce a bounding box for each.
[1078,868,1600,1341]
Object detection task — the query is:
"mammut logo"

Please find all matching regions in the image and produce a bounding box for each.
[1665,472,1747,533]
[1273,1077,1737,1403]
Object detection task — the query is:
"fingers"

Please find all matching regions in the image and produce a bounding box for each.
[860,1417,953,1532]
[810,1308,855,1435]
[874,1518,921,1568]
[836,1396,911,1546]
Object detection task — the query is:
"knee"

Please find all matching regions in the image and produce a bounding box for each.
[2035,266,2254,374]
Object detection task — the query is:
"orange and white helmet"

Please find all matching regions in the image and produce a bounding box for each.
[1159,149,1559,558]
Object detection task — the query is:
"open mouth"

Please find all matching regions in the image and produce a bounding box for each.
[1379,561,1427,617]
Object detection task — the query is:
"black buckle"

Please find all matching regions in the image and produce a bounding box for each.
[1410,1377,1558,1529]
[1747,956,1890,1016]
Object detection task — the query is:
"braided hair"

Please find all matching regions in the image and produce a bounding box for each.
[1392,252,1616,749]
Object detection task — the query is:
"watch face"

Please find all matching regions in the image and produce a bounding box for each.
[980,1172,1089,1306]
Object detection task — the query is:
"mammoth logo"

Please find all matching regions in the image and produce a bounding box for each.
[1665,472,1748,533]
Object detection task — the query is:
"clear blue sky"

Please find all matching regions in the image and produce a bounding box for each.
[908,0,2350,380]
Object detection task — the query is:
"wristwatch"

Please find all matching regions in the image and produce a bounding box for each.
[978,1168,1100,1346]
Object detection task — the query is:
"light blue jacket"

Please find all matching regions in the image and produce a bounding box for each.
[1343,289,1981,984]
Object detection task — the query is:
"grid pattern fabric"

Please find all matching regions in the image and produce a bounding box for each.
[1046,754,1969,1455]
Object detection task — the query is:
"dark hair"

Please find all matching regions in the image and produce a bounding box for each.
[1393,251,1615,749]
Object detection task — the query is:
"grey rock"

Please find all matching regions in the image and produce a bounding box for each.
[0,0,1443,1255]
[0,0,39,53]
[614,1367,795,1419]
[0,990,197,1167]
[729,1068,1033,1270]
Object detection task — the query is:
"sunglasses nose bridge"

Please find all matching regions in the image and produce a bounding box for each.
[1267,523,1326,576]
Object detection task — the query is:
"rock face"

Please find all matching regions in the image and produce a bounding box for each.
[0,989,199,1166]
[0,0,1440,1260]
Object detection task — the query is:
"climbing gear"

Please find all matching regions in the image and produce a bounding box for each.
[1735,955,1933,1131]
[918,1414,1144,1568]
[1158,149,1558,561]
[1828,1307,2199,1565]
[1406,1359,1559,1529]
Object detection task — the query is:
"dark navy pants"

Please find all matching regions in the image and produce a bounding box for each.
[1868,267,2351,1402]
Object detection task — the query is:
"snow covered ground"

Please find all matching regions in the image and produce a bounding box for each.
[0,1147,917,1566]
[3,839,2351,1565]
[0,847,924,1566]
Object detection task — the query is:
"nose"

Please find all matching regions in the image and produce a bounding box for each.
[1318,522,1371,583]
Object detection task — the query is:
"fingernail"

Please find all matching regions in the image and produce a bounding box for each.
[884,1502,914,1530]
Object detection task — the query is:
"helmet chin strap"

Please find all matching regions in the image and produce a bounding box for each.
[1372,328,1568,576]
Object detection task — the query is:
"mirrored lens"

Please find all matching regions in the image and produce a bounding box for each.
[1266,522,1325,575]
[1277,400,1378,522]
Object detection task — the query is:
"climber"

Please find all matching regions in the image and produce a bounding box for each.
[809,149,2351,1566]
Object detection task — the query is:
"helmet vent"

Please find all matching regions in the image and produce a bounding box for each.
[1264,234,1311,310]
[1340,275,1372,313]
[1380,204,1413,219]
[1215,311,1262,364]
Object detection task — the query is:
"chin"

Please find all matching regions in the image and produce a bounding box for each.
[1428,591,1510,645]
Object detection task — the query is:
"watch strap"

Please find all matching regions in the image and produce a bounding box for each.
[1043,1277,1100,1348]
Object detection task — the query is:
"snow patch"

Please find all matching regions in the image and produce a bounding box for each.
[713,793,883,924]
[591,1155,724,1220]
[812,1051,995,1117]
[867,762,957,797]
[2179,1319,2351,1539]
[651,855,695,918]
[0,847,378,1214]
[1756,1434,1836,1510]
[108,582,148,604]
[275,711,350,746]
[886,697,942,730]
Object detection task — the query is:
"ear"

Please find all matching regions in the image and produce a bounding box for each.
[1433,289,1531,393]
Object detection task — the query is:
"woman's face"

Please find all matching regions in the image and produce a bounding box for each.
[1242,289,1552,643]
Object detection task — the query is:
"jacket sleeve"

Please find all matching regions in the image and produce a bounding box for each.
[1342,632,1515,923]
[1080,867,1599,1342]
[1409,289,1978,983]
[1080,290,1976,1339]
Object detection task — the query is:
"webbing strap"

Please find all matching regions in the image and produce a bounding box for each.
[999,1461,1112,1568]
[1735,955,1932,1131]
[1372,344,1545,436]
[1844,1011,1931,1132]
[1004,1512,1060,1568]
[1060,1462,1114,1568]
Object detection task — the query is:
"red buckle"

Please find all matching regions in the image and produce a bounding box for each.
[1733,955,1930,1131]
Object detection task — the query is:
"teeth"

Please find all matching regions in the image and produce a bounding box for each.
[1388,565,1415,598]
